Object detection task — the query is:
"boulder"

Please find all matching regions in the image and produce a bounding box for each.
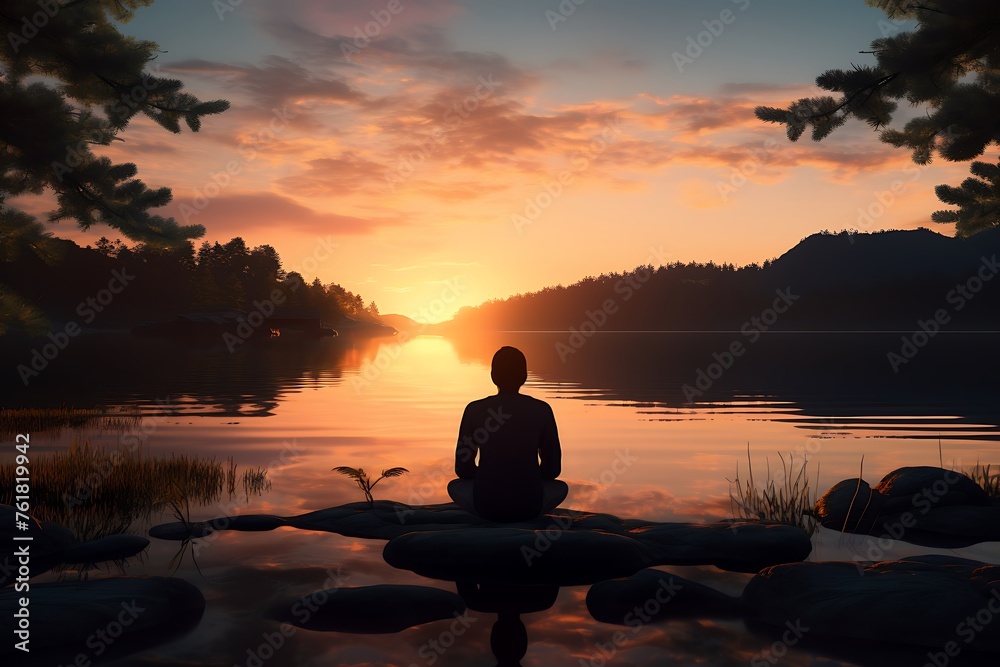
[208,514,286,532]
[64,534,149,564]
[586,569,742,625]
[0,576,205,660]
[0,508,65,585]
[743,555,1000,652]
[149,502,813,576]
[632,520,813,573]
[0,506,149,585]
[814,467,1000,547]
[268,584,465,633]
[148,521,214,541]
[383,527,656,586]
[457,582,558,614]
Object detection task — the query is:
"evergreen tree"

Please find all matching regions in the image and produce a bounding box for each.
[755,0,1000,236]
[0,0,229,248]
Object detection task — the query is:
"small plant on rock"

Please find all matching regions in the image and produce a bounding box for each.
[332,466,409,507]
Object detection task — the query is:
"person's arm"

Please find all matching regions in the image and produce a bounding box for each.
[455,404,478,479]
[538,403,561,480]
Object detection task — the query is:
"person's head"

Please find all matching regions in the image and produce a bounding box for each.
[491,346,527,392]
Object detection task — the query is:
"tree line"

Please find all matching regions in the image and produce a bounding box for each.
[0,235,379,336]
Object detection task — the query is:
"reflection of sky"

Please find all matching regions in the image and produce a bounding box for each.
[24,334,1000,665]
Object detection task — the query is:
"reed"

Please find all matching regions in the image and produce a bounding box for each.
[0,406,142,436]
[963,462,1000,498]
[939,441,999,499]
[728,445,819,535]
[0,440,269,541]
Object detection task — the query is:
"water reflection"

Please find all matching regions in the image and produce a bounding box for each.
[6,330,999,439]
[1,332,388,417]
[6,330,1000,666]
[457,582,559,666]
[447,331,1000,439]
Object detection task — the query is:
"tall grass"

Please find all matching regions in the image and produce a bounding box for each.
[962,462,1000,498]
[728,445,819,535]
[0,406,142,436]
[0,440,271,541]
[939,440,1000,499]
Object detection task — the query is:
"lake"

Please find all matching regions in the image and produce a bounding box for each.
[6,330,1000,666]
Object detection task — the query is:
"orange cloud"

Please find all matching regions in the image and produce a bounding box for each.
[277,152,390,196]
[159,192,402,237]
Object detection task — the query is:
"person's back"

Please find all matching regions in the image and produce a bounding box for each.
[456,392,560,522]
[449,346,568,522]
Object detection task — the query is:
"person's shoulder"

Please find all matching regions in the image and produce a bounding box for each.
[519,394,554,411]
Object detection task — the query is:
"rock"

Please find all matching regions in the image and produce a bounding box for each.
[875,467,990,506]
[39,521,75,550]
[632,520,813,573]
[457,582,558,615]
[0,576,205,660]
[815,466,1000,547]
[0,508,65,585]
[149,502,813,576]
[284,501,484,539]
[208,514,286,531]
[814,478,885,534]
[586,569,742,625]
[383,527,656,586]
[742,555,1000,652]
[64,534,149,564]
[148,521,214,541]
[1,507,158,587]
[269,584,466,633]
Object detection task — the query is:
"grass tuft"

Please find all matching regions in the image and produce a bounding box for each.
[962,462,1000,498]
[728,444,819,535]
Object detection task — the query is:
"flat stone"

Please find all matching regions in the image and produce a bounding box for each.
[268,584,465,633]
[149,502,813,576]
[630,520,813,573]
[1,506,151,584]
[148,521,214,541]
[64,534,149,563]
[383,527,656,586]
[742,555,1000,652]
[0,507,65,584]
[39,521,75,550]
[457,582,558,614]
[208,514,286,531]
[586,569,742,624]
[0,576,205,660]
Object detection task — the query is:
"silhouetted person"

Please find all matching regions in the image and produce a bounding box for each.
[448,346,569,522]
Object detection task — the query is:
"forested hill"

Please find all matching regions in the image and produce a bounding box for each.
[443,229,1000,332]
[0,236,380,335]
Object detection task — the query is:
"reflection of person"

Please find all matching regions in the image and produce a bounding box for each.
[448,346,569,522]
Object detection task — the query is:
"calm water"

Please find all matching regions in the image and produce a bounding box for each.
[8,331,1000,666]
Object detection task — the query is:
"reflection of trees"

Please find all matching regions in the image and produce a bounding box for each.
[444,330,1000,435]
[0,333,390,416]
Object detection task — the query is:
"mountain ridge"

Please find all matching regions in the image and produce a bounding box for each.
[440,229,1000,332]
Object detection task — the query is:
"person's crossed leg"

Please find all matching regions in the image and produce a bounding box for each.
[448,478,569,519]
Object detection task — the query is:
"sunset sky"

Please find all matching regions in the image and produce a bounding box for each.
[28,0,987,320]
